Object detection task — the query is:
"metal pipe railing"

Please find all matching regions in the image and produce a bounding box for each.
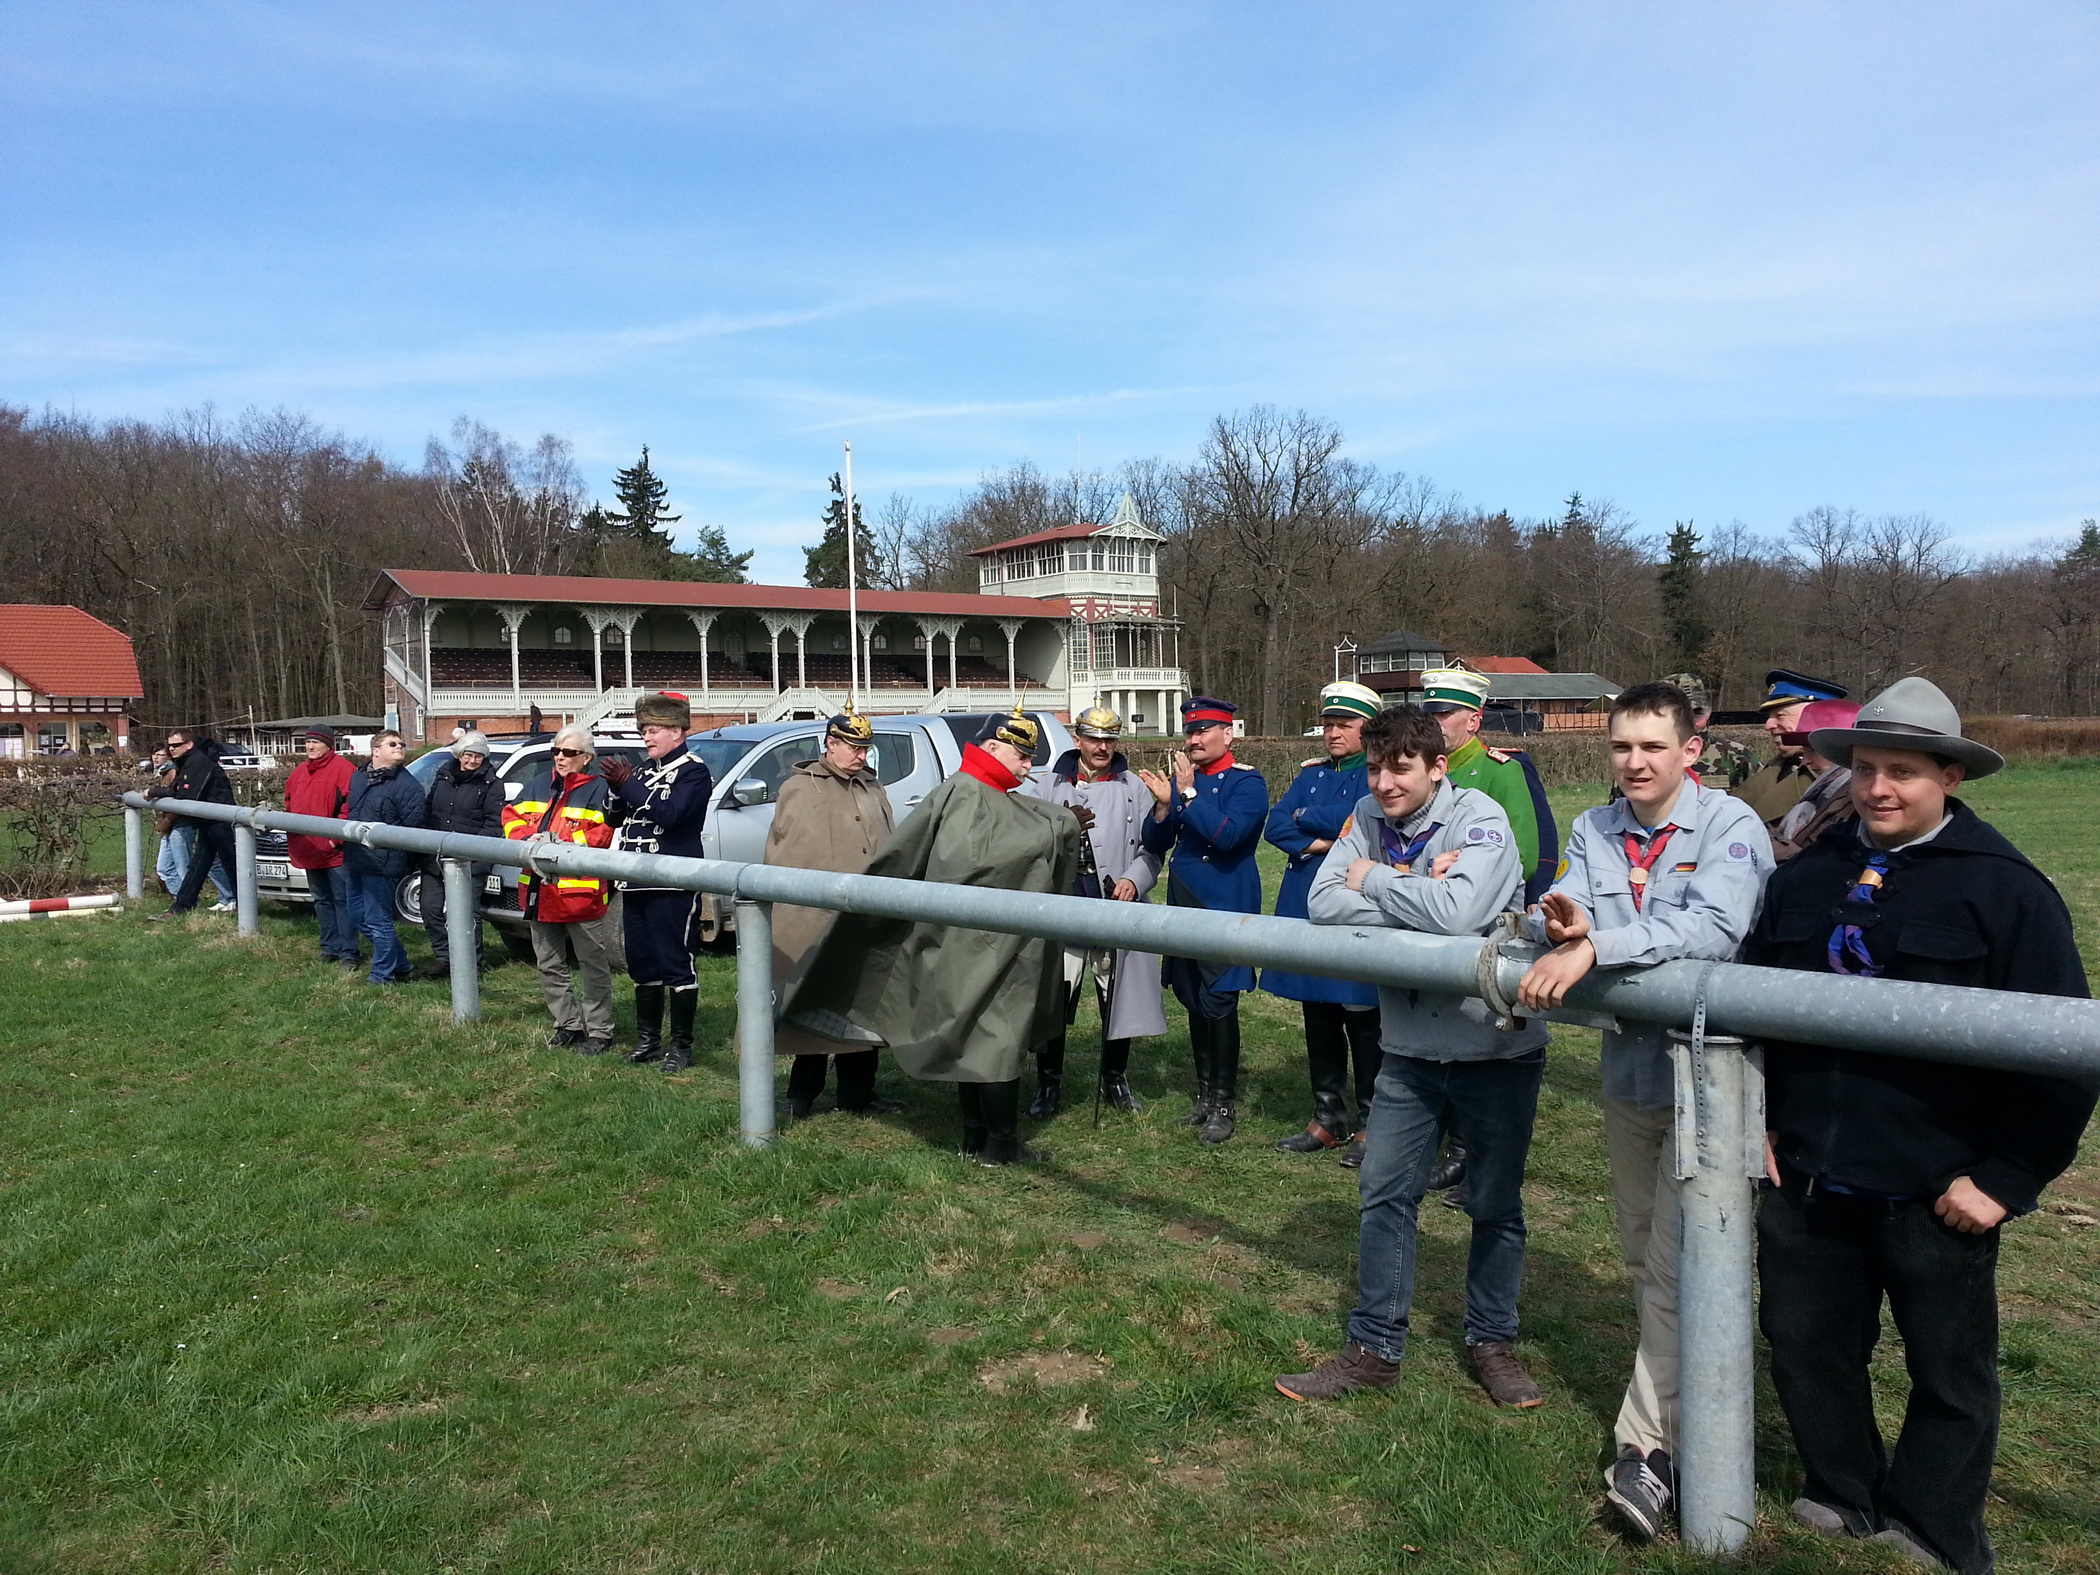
[123,791,2100,1553]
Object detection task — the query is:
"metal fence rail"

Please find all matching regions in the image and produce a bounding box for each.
[122,791,2100,1553]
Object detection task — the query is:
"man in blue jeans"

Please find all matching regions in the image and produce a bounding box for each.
[1276,705,1550,1410]
[344,730,427,984]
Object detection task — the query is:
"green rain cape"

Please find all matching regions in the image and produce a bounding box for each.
[781,769,1080,1083]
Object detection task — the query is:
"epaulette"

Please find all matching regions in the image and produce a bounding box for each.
[1228,761,1258,771]
[1299,757,1322,769]
[1482,745,1514,764]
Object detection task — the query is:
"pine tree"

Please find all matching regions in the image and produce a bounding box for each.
[681,522,753,584]
[1658,521,1709,671]
[803,471,885,589]
[607,446,680,549]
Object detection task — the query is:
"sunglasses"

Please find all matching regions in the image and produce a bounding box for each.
[552,747,586,757]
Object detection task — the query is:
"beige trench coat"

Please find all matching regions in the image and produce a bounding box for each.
[764,756,894,1057]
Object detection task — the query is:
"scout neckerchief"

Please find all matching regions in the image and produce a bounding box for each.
[1622,825,1679,911]
[1378,814,1442,872]
[1827,851,1890,977]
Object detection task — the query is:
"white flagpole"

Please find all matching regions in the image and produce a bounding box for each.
[843,440,859,711]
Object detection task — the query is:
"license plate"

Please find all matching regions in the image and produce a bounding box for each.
[257,860,289,879]
[484,874,503,894]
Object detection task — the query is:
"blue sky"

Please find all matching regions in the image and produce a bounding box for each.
[5,2,2096,581]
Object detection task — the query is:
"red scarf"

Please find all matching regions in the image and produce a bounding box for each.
[958,742,1021,793]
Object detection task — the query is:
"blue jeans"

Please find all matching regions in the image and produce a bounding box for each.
[1347,1048,1545,1362]
[349,871,411,982]
[306,864,359,963]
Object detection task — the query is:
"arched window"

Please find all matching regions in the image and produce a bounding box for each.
[554,627,573,645]
[967,635,982,652]
[872,633,889,651]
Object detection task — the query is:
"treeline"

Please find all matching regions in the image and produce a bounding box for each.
[4,401,2094,736]
[0,408,743,730]
[878,407,2100,734]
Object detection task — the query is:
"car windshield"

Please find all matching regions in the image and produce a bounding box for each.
[688,738,756,783]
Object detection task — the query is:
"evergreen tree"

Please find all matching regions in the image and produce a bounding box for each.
[803,471,885,589]
[607,446,681,549]
[1658,521,1709,671]
[680,522,754,584]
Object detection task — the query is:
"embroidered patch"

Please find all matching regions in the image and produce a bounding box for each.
[1483,827,1505,844]
[1672,861,1698,873]
[1467,825,1487,841]
[1340,814,1354,838]
[1555,856,1570,881]
[1727,842,1750,860]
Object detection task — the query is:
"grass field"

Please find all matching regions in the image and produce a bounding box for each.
[3,767,2097,1573]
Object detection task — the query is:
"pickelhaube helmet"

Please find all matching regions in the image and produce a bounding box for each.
[1073,706,1122,740]
[979,703,1041,754]
[826,710,874,745]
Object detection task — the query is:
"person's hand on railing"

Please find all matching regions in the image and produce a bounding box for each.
[1517,938,1597,1011]
[1111,877,1138,901]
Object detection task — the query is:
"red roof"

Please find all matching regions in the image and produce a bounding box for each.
[0,606,144,698]
[365,570,1070,620]
[967,523,1107,557]
[1462,655,1549,675]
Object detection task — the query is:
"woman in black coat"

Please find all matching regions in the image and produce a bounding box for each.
[420,732,507,977]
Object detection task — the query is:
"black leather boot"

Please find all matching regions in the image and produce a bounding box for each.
[661,987,697,1072]
[957,1083,988,1157]
[1178,1015,1213,1125]
[1343,1005,1383,1130]
[1277,1002,1351,1152]
[786,1054,828,1119]
[1097,1038,1142,1113]
[1427,1136,1469,1192]
[625,984,666,1063]
[976,1079,1048,1166]
[1028,1033,1066,1119]
[835,1049,905,1114]
[1199,1012,1241,1145]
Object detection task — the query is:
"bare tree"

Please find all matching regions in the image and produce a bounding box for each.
[425,419,585,576]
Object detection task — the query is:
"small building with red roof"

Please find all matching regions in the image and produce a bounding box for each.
[0,605,145,756]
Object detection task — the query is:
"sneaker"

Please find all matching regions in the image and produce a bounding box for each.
[1467,1340,1543,1408]
[1869,1526,1949,1568]
[546,1028,585,1049]
[212,901,237,913]
[1604,1447,1674,1542]
[1790,1498,1860,1537]
[1275,1341,1400,1402]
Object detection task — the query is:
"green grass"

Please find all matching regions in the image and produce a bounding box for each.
[3,767,2097,1573]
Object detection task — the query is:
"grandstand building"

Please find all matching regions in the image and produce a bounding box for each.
[365,495,1187,741]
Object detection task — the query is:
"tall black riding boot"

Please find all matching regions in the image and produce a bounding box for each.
[977,1078,1048,1166]
[786,1054,829,1119]
[1278,1002,1351,1152]
[1029,1033,1066,1119]
[1199,1011,1241,1145]
[1098,1037,1142,1112]
[957,1082,988,1157]
[661,987,697,1072]
[1343,1006,1383,1129]
[625,984,666,1063]
[835,1049,904,1114]
[1179,1014,1214,1125]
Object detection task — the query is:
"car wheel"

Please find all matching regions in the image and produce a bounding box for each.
[394,872,424,926]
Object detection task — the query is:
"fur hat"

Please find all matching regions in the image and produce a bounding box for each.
[633,691,691,730]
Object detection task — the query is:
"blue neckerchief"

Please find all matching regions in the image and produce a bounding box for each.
[1826,851,1890,977]
[1377,819,1441,872]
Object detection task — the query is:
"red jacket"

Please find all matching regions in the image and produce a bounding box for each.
[504,768,615,923]
[283,750,356,870]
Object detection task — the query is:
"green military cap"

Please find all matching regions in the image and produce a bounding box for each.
[1318,681,1383,721]
[1419,667,1492,713]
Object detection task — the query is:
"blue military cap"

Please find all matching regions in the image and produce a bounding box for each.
[1181,696,1238,731]
[1760,669,1849,711]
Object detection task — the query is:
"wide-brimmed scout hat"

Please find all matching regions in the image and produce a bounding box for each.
[1808,676,2002,778]
[826,711,874,745]
[979,705,1041,754]
[1318,681,1383,721]
[634,691,691,730]
[1073,706,1122,739]
[1418,668,1492,714]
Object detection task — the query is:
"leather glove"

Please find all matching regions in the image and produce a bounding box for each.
[1070,804,1097,830]
[599,756,634,789]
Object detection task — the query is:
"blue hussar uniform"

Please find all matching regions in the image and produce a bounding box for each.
[1265,680,1386,1154]
[609,691,715,1070]
[1141,695,1268,1143]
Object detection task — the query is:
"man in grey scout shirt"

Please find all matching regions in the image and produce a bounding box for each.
[1275,705,1552,1412]
[1516,680,1773,1544]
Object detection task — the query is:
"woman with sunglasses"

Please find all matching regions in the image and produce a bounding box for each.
[503,726,620,1053]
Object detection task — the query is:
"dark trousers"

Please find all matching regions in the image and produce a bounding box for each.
[1301,1001,1381,1136]
[623,890,698,990]
[1758,1180,2001,1574]
[306,863,359,962]
[170,820,239,913]
[420,859,489,964]
[788,1051,878,1110]
[1347,1049,1543,1361]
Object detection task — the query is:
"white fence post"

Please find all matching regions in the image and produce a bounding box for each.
[734,896,776,1148]
[233,821,260,936]
[124,805,144,900]
[443,858,480,1022]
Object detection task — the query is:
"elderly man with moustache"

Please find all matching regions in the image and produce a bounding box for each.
[1734,668,1850,832]
[1748,678,2092,1573]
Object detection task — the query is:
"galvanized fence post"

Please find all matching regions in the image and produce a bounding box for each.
[733,897,777,1148]
[124,805,144,900]
[1671,1018,1759,1554]
[443,858,480,1023]
[233,820,260,936]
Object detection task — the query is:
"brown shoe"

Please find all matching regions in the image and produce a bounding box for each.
[1467,1340,1542,1407]
[1275,1341,1399,1401]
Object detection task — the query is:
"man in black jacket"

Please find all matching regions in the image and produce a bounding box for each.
[146,730,240,919]
[1747,677,2094,1574]
[419,730,506,979]
[345,730,429,984]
